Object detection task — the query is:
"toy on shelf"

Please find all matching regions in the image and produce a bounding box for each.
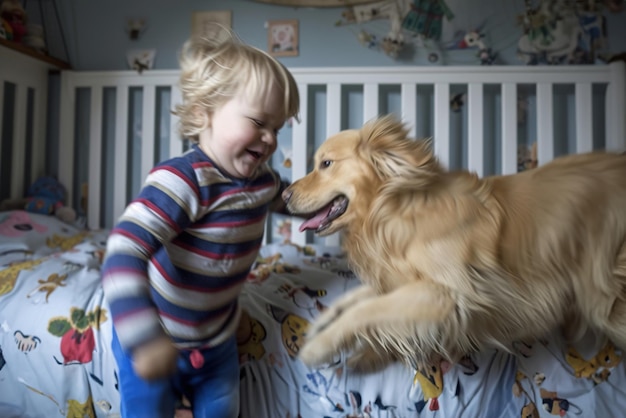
[0,0,26,43]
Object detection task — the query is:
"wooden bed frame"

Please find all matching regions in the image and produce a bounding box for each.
[2,43,625,246]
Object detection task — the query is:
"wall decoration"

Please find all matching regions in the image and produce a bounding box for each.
[516,0,608,65]
[335,0,455,60]
[126,18,147,40]
[452,30,497,65]
[267,19,299,57]
[126,49,156,74]
[191,10,232,39]
[252,0,382,6]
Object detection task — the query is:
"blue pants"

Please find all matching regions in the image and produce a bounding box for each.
[111,331,240,418]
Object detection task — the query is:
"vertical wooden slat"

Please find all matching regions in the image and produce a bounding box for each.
[0,75,4,146]
[363,83,379,123]
[325,83,341,247]
[0,78,5,195]
[401,83,417,138]
[87,86,103,230]
[501,83,518,175]
[326,83,341,136]
[291,82,309,247]
[536,83,554,164]
[58,71,75,210]
[434,83,450,168]
[606,61,626,151]
[112,86,129,225]
[141,85,156,184]
[169,85,183,158]
[575,82,593,153]
[31,84,46,182]
[468,83,484,176]
[10,83,26,199]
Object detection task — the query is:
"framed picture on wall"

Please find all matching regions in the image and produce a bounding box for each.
[191,10,232,39]
[267,19,299,57]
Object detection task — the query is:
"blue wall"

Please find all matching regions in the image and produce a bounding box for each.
[48,0,626,71]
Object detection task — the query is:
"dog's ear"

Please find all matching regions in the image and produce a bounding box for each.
[360,115,438,181]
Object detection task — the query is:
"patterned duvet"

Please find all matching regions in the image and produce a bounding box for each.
[1,210,624,418]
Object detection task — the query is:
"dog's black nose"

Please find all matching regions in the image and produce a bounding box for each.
[282,188,292,203]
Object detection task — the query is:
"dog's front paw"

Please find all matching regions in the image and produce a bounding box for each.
[298,335,339,367]
[346,344,396,373]
[306,306,343,339]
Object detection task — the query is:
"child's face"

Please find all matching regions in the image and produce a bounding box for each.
[198,86,285,179]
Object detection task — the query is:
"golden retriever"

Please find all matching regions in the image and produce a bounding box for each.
[282,114,626,371]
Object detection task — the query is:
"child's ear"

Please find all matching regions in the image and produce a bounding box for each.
[193,105,211,127]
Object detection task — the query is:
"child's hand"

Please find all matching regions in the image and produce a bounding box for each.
[132,335,178,380]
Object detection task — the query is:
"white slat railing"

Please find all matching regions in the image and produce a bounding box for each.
[54,63,626,243]
[0,46,53,200]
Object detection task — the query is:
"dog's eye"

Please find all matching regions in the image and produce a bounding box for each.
[320,160,332,169]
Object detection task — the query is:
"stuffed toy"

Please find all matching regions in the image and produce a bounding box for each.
[0,0,26,43]
[0,176,77,224]
[25,176,66,213]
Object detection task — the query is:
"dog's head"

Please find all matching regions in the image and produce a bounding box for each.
[283,114,438,236]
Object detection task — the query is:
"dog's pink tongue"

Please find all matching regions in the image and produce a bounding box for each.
[299,204,332,232]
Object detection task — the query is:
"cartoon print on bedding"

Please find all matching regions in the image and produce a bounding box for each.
[277,283,327,316]
[18,377,98,418]
[247,252,302,284]
[303,370,381,416]
[48,305,108,366]
[237,309,268,362]
[267,304,310,358]
[511,337,623,418]
[47,231,90,251]
[0,257,48,296]
[0,211,48,237]
[565,342,622,383]
[13,330,41,352]
[540,388,582,416]
[26,272,68,302]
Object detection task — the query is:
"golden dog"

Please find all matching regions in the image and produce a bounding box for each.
[282,114,626,371]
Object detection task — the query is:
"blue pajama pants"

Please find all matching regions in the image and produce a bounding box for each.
[111,330,240,418]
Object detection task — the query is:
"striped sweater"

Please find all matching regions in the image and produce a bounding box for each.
[101,144,281,352]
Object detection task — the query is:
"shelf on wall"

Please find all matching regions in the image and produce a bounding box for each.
[0,37,71,69]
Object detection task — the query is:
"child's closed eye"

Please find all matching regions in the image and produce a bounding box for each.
[250,118,264,127]
[250,118,280,136]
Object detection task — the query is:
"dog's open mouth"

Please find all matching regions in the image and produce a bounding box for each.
[299,196,348,233]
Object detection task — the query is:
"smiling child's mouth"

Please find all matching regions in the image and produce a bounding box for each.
[247,150,263,160]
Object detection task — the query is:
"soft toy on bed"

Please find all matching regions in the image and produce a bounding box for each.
[0,176,77,223]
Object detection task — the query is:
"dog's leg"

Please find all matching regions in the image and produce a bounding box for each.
[597,243,626,351]
[306,284,377,339]
[604,300,626,350]
[299,280,454,368]
[345,342,398,373]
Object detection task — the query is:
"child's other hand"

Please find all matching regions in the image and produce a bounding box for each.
[132,335,178,380]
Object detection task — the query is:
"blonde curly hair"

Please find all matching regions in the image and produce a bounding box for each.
[173,32,300,142]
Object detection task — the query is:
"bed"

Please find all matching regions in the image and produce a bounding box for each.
[2,42,626,418]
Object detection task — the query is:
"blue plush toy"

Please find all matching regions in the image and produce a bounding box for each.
[25,176,67,214]
[23,176,76,223]
[0,176,76,223]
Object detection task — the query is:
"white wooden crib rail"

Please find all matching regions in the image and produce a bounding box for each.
[54,63,626,247]
[0,45,56,202]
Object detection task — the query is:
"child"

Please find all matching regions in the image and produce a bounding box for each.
[101,33,300,418]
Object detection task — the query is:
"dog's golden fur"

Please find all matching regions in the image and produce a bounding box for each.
[283,114,626,371]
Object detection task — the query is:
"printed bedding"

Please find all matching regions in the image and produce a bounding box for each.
[1,210,625,418]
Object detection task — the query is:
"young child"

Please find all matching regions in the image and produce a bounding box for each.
[101,33,299,418]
